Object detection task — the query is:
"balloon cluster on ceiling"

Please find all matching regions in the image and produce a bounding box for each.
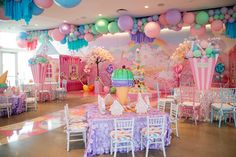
[2,0,81,24]
[13,5,236,50]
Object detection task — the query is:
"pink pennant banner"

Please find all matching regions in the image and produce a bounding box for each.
[189,55,218,91]
[30,63,47,84]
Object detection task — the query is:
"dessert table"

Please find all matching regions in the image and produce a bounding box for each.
[0,93,26,117]
[84,104,172,157]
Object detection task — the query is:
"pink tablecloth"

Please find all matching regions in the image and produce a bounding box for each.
[65,80,83,91]
[84,104,172,157]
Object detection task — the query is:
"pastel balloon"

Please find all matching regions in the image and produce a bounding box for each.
[31,2,44,15]
[211,20,223,32]
[95,19,109,34]
[165,9,181,25]
[51,28,65,41]
[84,33,94,42]
[190,25,206,36]
[83,85,89,92]
[183,12,195,25]
[220,7,228,14]
[193,50,202,57]
[208,10,214,16]
[144,22,161,38]
[196,11,209,25]
[108,22,119,34]
[33,0,53,9]
[103,86,110,94]
[54,0,81,8]
[17,39,28,48]
[59,23,71,35]
[91,25,99,34]
[159,14,168,25]
[118,15,134,31]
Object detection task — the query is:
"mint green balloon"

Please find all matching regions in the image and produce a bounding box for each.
[95,19,109,34]
[193,50,202,57]
[108,22,119,34]
[233,13,236,18]
[219,14,224,20]
[195,24,201,29]
[91,25,98,35]
[214,14,219,20]
[206,47,213,55]
[196,11,209,25]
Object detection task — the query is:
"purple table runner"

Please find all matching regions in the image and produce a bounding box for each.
[84,104,172,157]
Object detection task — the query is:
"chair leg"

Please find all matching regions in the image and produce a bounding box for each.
[26,103,28,112]
[176,121,179,137]
[218,113,222,128]
[210,108,214,124]
[233,112,236,128]
[131,141,135,157]
[162,138,166,157]
[67,132,70,152]
[110,140,113,155]
[141,135,143,150]
[82,131,87,146]
[145,141,149,157]
[7,107,10,118]
[114,143,118,157]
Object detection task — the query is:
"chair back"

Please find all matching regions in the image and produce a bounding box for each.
[114,118,134,138]
[147,116,165,135]
[173,88,180,100]
[170,103,178,120]
[62,80,67,91]
[180,86,195,102]
[157,100,166,112]
[220,88,236,103]
[0,95,9,104]
[64,104,70,127]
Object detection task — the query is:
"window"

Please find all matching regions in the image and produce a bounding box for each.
[46,64,52,79]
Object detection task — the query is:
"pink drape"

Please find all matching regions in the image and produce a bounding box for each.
[30,63,47,83]
[189,55,218,91]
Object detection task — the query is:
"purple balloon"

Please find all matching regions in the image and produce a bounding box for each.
[59,23,71,35]
[208,10,214,16]
[118,15,134,31]
[228,9,234,15]
[165,9,181,25]
[228,17,235,23]
[220,7,228,14]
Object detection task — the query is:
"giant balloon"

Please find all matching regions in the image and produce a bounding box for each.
[118,15,134,31]
[108,22,119,34]
[59,23,71,35]
[31,2,44,15]
[95,19,109,34]
[51,28,65,41]
[183,12,195,25]
[33,0,53,9]
[54,0,81,8]
[196,11,209,25]
[165,9,181,25]
[144,22,161,38]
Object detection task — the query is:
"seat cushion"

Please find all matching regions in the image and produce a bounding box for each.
[26,97,36,103]
[141,127,162,139]
[110,130,132,141]
[181,101,200,107]
[212,103,233,110]
[67,122,88,132]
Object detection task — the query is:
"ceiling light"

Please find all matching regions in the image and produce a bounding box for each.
[144,5,149,9]
[63,20,67,23]
[34,24,38,26]
[98,14,102,16]
[116,8,128,15]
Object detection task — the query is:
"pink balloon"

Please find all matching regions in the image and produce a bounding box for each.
[103,86,110,94]
[118,15,134,31]
[165,9,181,25]
[0,7,9,20]
[48,29,54,37]
[84,33,94,42]
[224,14,230,19]
[17,39,28,48]
[138,20,142,26]
[209,17,214,23]
[190,25,206,36]
[183,12,195,25]
[59,23,71,35]
[159,14,168,26]
[51,28,65,41]
[200,40,208,48]
[211,20,223,32]
[33,0,53,9]
[144,22,160,38]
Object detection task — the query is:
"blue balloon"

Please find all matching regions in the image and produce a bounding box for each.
[60,37,67,44]
[152,15,158,21]
[78,25,85,34]
[215,63,225,74]
[54,0,81,8]
[31,3,44,16]
[19,32,28,40]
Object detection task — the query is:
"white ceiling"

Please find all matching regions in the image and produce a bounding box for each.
[0,0,235,32]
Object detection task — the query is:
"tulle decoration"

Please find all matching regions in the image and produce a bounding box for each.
[130,31,154,44]
[4,0,33,24]
[225,22,236,38]
[67,39,88,51]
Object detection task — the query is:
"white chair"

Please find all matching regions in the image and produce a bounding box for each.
[157,83,175,104]
[141,116,167,157]
[55,80,67,100]
[25,90,37,111]
[170,103,179,137]
[64,104,86,124]
[110,118,135,157]
[64,105,87,152]
[0,96,12,118]
[210,88,236,128]
[158,100,166,112]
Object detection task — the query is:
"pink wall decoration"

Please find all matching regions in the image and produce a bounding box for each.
[189,55,219,91]
[30,64,47,84]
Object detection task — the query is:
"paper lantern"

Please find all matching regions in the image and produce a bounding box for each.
[118,15,134,31]
[144,22,161,38]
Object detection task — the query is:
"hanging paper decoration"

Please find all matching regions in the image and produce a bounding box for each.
[67,39,88,51]
[130,31,154,44]
[225,22,236,38]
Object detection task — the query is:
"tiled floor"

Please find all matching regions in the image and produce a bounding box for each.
[0,91,236,157]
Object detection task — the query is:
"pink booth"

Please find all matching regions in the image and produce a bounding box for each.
[59,55,85,91]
